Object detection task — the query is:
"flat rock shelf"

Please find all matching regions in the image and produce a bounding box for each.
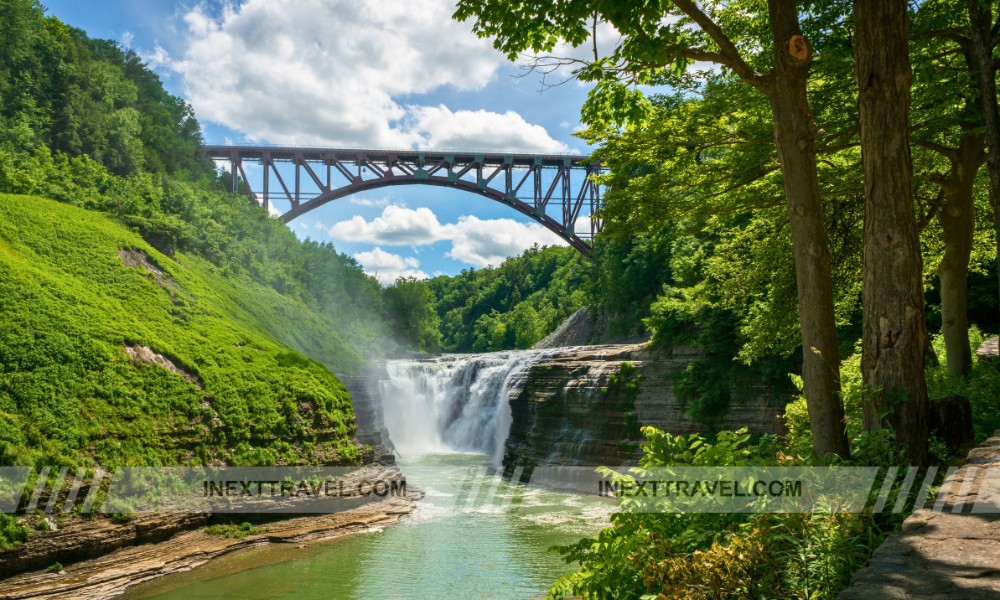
[0,466,418,600]
[977,337,999,361]
[839,431,1000,599]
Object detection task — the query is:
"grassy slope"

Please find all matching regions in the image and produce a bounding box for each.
[0,193,367,467]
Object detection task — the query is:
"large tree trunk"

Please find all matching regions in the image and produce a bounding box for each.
[935,129,984,376]
[855,0,929,465]
[767,0,849,460]
[968,0,1000,322]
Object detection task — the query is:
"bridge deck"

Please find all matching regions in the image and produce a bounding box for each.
[203,145,597,168]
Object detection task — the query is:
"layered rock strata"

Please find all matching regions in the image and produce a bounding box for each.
[501,343,788,468]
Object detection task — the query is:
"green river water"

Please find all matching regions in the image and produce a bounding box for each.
[123,453,613,600]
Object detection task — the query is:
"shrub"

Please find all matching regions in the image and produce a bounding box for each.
[0,514,29,551]
[548,423,906,599]
[205,521,262,539]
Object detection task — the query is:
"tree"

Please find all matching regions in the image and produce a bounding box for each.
[966,0,1000,319]
[855,0,929,464]
[925,122,984,376]
[384,277,443,352]
[908,0,1000,377]
[910,2,990,376]
[455,0,850,458]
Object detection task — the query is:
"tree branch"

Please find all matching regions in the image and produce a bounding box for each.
[912,26,974,54]
[910,27,966,41]
[515,55,587,92]
[916,188,945,232]
[671,0,767,90]
[816,124,860,154]
[918,140,960,166]
[591,13,599,62]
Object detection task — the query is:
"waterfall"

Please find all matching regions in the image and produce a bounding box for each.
[379,350,543,465]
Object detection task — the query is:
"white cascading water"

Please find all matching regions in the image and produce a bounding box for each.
[379,350,546,465]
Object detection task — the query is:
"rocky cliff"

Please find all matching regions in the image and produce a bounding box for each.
[353,343,789,470]
[339,373,396,463]
[501,343,789,468]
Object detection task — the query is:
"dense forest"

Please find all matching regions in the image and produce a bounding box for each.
[0,0,417,474]
[0,0,397,371]
[0,0,416,553]
[449,0,1000,597]
[3,0,1000,596]
[444,0,1000,451]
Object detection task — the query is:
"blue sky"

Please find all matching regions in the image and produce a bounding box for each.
[41,0,600,282]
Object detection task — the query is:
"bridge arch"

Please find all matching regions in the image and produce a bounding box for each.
[203,146,603,255]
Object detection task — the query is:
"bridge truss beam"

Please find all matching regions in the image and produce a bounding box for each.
[203,146,604,255]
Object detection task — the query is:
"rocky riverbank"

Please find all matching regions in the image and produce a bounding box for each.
[0,465,418,600]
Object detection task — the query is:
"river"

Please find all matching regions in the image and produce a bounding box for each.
[123,350,614,600]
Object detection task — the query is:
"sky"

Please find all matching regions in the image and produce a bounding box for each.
[41,0,601,283]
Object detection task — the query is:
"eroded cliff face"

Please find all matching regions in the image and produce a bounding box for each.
[352,343,789,470]
[339,373,396,464]
[500,344,789,468]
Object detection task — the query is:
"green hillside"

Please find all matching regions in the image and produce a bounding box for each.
[0,193,366,468]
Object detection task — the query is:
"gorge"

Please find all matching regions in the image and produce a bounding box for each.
[110,342,789,600]
[0,342,784,599]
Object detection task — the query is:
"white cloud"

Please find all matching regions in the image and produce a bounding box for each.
[144,44,171,69]
[443,215,555,268]
[166,0,568,152]
[349,195,398,209]
[354,247,428,284]
[329,206,443,246]
[328,205,567,268]
[404,106,569,153]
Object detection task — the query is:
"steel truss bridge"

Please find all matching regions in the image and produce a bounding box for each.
[203,145,604,254]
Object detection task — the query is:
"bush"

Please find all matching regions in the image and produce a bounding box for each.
[926,327,1000,442]
[548,424,904,600]
[548,428,759,599]
[0,513,29,551]
[205,521,262,539]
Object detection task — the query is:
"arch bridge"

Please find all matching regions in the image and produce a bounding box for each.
[203,145,604,255]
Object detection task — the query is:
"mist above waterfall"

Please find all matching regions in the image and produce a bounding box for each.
[379,350,545,465]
